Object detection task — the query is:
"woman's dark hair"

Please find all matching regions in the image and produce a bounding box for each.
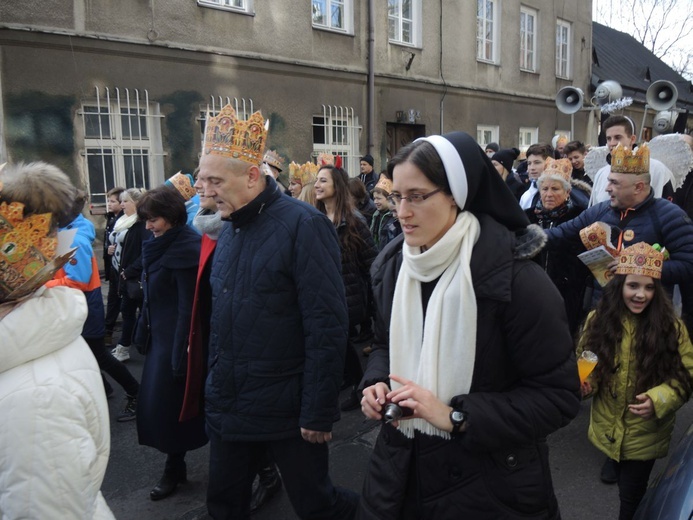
[136,186,187,228]
[348,177,369,202]
[315,165,367,257]
[386,140,452,196]
[580,275,693,400]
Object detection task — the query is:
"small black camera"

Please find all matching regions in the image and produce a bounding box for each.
[382,403,413,423]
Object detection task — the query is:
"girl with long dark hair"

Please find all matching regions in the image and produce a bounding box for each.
[314,164,377,410]
[579,242,693,520]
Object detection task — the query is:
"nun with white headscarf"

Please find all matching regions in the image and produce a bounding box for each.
[358,132,581,520]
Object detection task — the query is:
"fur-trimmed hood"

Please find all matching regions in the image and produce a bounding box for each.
[570,178,592,196]
[515,223,547,260]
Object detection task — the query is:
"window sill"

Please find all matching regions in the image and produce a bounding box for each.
[388,39,421,50]
[312,24,354,36]
[197,1,254,16]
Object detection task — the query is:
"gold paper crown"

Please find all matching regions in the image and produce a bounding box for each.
[289,162,319,186]
[615,241,664,279]
[0,200,58,300]
[541,158,572,183]
[611,143,650,174]
[317,152,335,166]
[580,222,619,256]
[203,104,268,165]
[263,150,284,172]
[374,174,393,194]
[166,172,196,201]
[556,135,568,146]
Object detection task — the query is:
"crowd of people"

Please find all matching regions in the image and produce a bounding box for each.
[1,107,693,520]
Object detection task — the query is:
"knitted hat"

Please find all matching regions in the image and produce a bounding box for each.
[485,142,500,153]
[491,148,520,175]
[361,154,374,167]
[417,132,530,231]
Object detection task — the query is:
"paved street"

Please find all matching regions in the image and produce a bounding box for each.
[101,343,693,520]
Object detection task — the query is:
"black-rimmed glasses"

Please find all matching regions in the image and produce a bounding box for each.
[387,188,443,207]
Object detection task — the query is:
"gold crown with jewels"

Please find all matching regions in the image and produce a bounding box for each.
[203,104,269,165]
[289,161,319,186]
[611,143,650,175]
[615,241,663,279]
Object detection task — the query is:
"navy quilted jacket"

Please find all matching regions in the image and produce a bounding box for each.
[205,178,349,441]
[546,192,693,285]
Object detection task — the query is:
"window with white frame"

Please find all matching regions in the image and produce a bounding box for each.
[312,0,353,34]
[477,0,499,63]
[388,0,422,47]
[476,125,499,148]
[197,0,254,14]
[197,96,256,150]
[312,106,361,176]
[556,20,571,79]
[80,88,165,206]
[520,6,537,72]
[518,127,538,153]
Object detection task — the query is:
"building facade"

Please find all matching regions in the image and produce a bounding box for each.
[0,0,593,209]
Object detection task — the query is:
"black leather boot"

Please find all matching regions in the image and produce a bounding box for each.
[250,464,282,512]
[150,471,187,501]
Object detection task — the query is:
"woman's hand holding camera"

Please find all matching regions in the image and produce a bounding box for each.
[361,381,391,421]
[387,374,458,432]
[362,375,461,433]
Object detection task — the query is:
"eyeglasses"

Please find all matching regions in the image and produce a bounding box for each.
[387,188,443,207]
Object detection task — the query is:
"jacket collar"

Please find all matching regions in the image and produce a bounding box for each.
[225,176,282,228]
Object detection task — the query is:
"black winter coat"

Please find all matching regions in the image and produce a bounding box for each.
[120,220,152,281]
[336,216,377,326]
[370,210,401,252]
[358,216,581,519]
[135,224,207,454]
[527,203,591,335]
[206,178,349,441]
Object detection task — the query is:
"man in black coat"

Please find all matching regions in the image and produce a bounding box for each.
[196,105,358,520]
[359,154,377,193]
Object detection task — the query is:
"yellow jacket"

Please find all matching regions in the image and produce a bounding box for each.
[578,312,693,461]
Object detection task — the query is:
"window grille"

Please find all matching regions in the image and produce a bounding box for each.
[312,105,361,176]
[80,87,165,208]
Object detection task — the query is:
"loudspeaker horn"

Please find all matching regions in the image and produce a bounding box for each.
[646,80,678,111]
[595,80,623,105]
[556,87,584,114]
[653,110,677,134]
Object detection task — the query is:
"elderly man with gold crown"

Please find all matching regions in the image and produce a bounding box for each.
[196,105,358,519]
[0,162,115,519]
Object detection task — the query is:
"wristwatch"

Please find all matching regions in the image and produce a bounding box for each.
[449,408,466,434]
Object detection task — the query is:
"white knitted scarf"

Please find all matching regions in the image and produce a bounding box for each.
[390,211,480,439]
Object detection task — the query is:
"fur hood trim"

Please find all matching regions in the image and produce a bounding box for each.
[514,224,547,260]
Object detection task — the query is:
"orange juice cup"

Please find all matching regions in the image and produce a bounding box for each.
[578,350,598,384]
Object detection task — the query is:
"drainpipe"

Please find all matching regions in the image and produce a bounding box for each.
[367,0,375,156]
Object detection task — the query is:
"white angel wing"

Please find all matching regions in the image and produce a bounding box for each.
[649,134,693,191]
[584,146,610,181]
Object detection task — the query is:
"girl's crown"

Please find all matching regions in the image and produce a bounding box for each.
[615,242,664,279]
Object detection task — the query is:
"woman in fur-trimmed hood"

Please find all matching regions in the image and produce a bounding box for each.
[358,132,581,520]
[526,158,592,336]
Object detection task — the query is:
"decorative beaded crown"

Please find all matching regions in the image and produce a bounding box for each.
[580,222,619,256]
[541,158,572,183]
[0,199,58,301]
[615,241,663,279]
[263,150,284,172]
[165,172,196,201]
[289,162,319,186]
[203,104,268,165]
[611,143,650,175]
[374,174,393,194]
